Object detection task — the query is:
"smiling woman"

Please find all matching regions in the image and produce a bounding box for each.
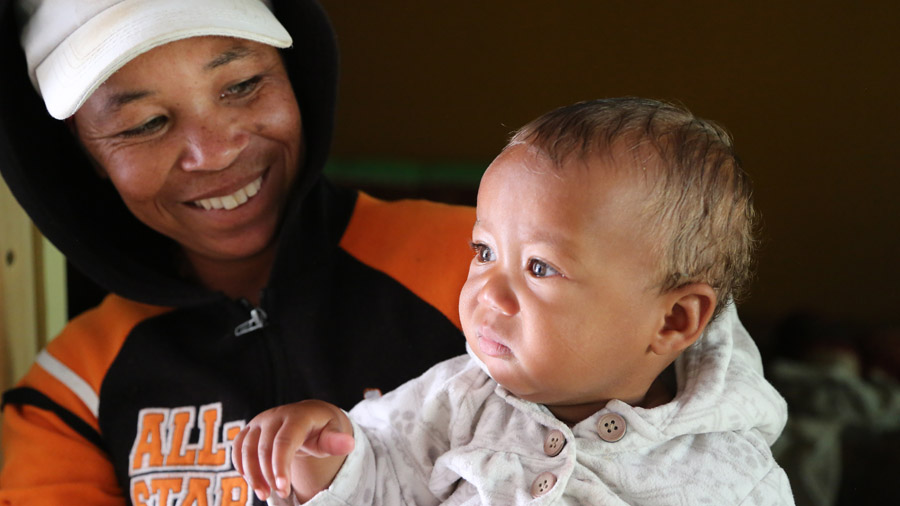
[71,37,304,301]
[0,0,476,502]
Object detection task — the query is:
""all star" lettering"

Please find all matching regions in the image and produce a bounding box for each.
[128,402,251,506]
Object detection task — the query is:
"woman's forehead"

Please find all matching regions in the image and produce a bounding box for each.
[83,37,278,111]
[116,36,273,77]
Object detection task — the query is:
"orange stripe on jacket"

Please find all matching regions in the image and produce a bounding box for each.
[18,294,171,431]
[339,192,476,329]
[0,404,125,505]
[1,294,170,504]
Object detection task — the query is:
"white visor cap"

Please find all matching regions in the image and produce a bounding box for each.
[19,0,293,119]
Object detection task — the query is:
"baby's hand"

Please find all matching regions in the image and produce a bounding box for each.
[232,400,355,503]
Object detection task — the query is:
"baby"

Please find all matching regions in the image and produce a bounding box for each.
[232,98,794,505]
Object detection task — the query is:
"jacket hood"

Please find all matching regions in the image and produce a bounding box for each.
[0,0,339,307]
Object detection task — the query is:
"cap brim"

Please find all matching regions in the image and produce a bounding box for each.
[35,0,292,119]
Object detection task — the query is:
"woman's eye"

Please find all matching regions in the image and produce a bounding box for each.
[120,116,167,137]
[223,76,263,99]
[470,242,496,263]
[528,259,559,278]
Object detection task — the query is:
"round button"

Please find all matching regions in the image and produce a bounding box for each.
[596,413,626,442]
[543,429,566,457]
[530,471,557,498]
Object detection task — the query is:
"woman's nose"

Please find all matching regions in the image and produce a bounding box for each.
[178,113,250,172]
[477,271,519,316]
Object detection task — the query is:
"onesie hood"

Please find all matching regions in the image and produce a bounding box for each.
[601,304,789,446]
[0,0,339,307]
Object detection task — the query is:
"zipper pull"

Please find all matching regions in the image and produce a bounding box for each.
[235,306,268,336]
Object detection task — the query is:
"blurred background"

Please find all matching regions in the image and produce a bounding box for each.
[323,1,898,331]
[7,1,898,504]
[318,2,899,505]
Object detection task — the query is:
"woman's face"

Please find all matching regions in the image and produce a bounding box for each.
[72,36,304,267]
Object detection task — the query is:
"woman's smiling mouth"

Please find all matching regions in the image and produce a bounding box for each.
[192,176,263,210]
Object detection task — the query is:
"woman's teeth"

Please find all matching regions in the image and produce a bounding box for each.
[193,177,263,210]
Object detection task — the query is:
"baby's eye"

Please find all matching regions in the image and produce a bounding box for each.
[528,259,560,278]
[470,242,496,263]
[120,116,167,138]
[222,76,263,99]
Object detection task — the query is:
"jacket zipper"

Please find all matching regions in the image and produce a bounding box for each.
[234,297,287,404]
[234,301,269,336]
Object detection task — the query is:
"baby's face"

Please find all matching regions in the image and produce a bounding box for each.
[459,144,668,423]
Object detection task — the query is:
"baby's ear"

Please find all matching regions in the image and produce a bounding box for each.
[650,283,717,356]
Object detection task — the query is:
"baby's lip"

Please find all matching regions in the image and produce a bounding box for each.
[477,326,513,358]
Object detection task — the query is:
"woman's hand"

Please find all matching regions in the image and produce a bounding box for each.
[232,400,355,503]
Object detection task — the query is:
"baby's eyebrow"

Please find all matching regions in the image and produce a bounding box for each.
[530,235,569,251]
[528,231,583,259]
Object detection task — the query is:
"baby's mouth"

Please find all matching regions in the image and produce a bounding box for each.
[192,176,263,211]
[477,330,513,358]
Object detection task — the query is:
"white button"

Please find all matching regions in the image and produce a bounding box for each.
[543,429,566,457]
[530,471,557,497]
[597,413,626,442]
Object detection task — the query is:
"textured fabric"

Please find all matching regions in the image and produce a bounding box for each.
[296,305,794,505]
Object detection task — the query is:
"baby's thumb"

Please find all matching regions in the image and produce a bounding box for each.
[316,428,355,457]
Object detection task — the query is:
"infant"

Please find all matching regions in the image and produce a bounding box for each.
[233,97,793,505]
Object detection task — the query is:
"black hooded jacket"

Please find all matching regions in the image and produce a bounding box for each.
[0,0,474,502]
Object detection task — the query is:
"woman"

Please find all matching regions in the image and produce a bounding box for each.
[0,0,474,503]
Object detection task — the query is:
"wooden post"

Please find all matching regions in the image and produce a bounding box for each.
[0,177,68,465]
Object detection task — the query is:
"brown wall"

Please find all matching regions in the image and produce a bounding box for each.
[323,1,899,329]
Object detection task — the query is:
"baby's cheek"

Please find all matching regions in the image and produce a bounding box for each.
[458,280,479,335]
